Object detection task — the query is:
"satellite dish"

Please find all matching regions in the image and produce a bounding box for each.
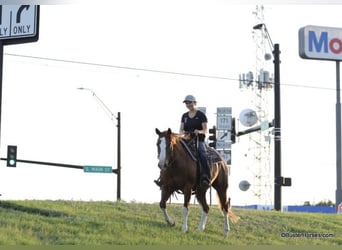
[239,180,251,191]
[264,53,272,60]
[239,109,258,127]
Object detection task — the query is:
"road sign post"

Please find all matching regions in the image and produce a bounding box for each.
[214,107,233,164]
[0,5,39,153]
[299,25,342,212]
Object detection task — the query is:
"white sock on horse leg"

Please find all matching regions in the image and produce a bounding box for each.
[182,207,189,232]
[197,210,208,231]
[161,208,174,226]
[223,210,230,237]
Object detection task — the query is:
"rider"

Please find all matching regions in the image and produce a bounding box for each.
[179,95,211,189]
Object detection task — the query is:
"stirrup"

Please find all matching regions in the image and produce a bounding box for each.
[200,179,210,190]
[154,179,162,187]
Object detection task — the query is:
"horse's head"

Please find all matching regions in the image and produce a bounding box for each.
[155,128,174,169]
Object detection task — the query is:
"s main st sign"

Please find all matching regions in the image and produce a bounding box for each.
[299,25,342,61]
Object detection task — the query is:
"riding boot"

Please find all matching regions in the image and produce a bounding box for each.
[154,168,166,187]
[154,177,162,187]
[199,157,211,189]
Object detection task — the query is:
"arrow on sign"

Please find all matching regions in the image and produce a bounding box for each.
[16,5,30,23]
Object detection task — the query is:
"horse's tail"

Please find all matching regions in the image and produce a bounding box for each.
[218,197,240,223]
[228,207,240,224]
[215,161,240,223]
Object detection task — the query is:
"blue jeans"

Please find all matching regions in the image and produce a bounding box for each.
[197,141,211,181]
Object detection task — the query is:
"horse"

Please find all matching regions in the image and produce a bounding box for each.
[155,128,239,237]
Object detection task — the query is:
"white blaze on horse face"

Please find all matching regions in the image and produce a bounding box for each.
[158,137,167,168]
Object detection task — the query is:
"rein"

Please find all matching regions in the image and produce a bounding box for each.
[165,134,198,169]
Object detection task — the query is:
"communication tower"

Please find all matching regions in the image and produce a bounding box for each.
[238,5,273,205]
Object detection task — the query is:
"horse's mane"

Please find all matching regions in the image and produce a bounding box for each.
[169,132,183,150]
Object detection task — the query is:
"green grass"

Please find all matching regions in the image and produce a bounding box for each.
[0,200,341,245]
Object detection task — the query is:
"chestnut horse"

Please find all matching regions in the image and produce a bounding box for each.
[155,128,238,237]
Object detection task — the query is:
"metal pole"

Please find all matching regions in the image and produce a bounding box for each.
[117,111,121,200]
[336,61,342,212]
[78,88,122,201]
[274,43,282,211]
[0,41,3,148]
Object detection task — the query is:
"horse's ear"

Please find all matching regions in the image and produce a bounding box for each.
[155,128,161,135]
[167,128,172,134]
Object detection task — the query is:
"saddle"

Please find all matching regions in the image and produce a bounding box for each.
[179,138,223,165]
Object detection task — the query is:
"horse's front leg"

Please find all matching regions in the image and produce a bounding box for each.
[160,188,175,227]
[181,186,192,233]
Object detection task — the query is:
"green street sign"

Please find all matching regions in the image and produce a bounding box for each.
[83,166,112,173]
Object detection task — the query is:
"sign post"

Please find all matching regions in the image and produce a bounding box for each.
[299,25,342,212]
[0,5,39,148]
[215,107,232,164]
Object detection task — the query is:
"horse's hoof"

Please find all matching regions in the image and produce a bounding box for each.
[168,221,175,227]
[224,231,230,238]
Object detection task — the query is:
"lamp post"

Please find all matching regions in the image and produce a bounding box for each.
[253,23,283,211]
[78,87,121,201]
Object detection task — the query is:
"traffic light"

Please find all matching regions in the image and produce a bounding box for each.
[231,118,236,144]
[276,176,292,186]
[7,145,17,167]
[208,126,217,148]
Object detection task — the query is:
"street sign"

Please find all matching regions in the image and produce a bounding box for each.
[83,166,112,173]
[0,5,39,44]
[216,139,231,149]
[217,107,232,115]
[260,120,270,131]
[217,115,232,130]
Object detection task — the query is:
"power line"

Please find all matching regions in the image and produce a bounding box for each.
[4,52,338,92]
[4,52,236,82]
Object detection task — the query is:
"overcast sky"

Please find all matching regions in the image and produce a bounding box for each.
[0,1,341,207]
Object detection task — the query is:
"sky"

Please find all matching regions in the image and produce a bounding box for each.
[0,1,341,207]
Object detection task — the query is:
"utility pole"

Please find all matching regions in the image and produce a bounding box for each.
[117,112,121,201]
[273,43,282,211]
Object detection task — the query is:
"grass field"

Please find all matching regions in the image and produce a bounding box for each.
[0,200,341,246]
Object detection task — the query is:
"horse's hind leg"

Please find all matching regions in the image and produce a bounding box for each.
[219,191,230,237]
[213,181,230,237]
[196,190,209,231]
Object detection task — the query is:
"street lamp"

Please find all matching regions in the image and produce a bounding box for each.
[253,23,284,211]
[78,87,121,201]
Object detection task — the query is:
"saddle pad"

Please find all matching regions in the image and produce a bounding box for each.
[207,146,224,164]
[180,139,224,164]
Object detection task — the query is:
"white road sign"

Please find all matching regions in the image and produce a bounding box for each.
[0,5,38,40]
[217,115,232,130]
[216,139,231,149]
[217,107,232,115]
